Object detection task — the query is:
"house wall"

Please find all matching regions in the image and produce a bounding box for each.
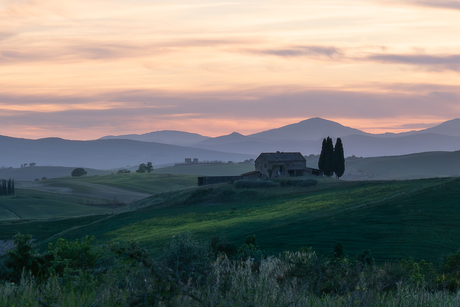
[255,156,306,177]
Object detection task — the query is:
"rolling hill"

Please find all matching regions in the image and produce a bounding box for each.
[3,177,460,262]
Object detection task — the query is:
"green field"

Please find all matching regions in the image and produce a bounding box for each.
[153,163,254,176]
[56,172,198,194]
[0,189,112,221]
[3,176,460,263]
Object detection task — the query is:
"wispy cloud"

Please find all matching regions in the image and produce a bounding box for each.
[0,38,251,65]
[366,53,460,71]
[0,85,458,139]
[247,45,342,59]
[405,0,460,10]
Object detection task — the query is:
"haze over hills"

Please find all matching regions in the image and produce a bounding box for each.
[0,136,252,170]
[1,117,460,171]
[98,117,460,157]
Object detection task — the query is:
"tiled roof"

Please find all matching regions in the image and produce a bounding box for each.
[255,152,306,162]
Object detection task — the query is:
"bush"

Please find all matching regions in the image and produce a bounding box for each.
[71,168,87,177]
[163,231,211,285]
[234,180,275,188]
[6,234,102,282]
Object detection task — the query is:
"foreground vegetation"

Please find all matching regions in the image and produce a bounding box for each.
[3,232,460,306]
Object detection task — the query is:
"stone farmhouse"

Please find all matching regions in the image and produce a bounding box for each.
[198,151,320,185]
[254,151,307,178]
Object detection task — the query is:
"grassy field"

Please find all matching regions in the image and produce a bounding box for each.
[58,172,199,194]
[3,176,460,263]
[0,188,111,221]
[153,163,254,176]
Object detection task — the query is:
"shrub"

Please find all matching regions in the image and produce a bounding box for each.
[71,168,87,177]
[163,231,211,285]
[234,180,275,188]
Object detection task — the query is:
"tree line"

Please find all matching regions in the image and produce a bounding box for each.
[318,137,345,178]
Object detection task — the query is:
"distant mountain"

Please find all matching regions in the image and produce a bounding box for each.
[248,117,369,141]
[180,118,460,157]
[99,130,210,145]
[341,133,460,157]
[0,136,253,170]
[415,118,460,137]
[196,132,250,145]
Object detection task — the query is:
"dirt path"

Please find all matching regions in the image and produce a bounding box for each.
[16,181,151,204]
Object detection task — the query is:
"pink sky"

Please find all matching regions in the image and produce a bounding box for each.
[1,0,460,139]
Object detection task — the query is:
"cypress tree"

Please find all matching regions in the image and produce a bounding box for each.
[7,178,11,195]
[12,178,14,195]
[318,138,327,172]
[2,180,7,195]
[334,138,345,178]
[324,137,334,176]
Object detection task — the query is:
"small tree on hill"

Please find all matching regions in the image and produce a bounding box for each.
[146,162,153,173]
[71,168,87,177]
[334,138,345,178]
[136,163,147,173]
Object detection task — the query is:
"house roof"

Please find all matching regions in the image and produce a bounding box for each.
[255,152,306,162]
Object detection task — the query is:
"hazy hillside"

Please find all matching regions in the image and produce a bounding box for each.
[0,166,111,181]
[0,136,253,169]
[341,133,460,157]
[99,130,210,145]
[343,150,460,180]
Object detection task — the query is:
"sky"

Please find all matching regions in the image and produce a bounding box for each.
[1,0,460,140]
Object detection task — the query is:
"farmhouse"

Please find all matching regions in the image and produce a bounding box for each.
[255,151,310,178]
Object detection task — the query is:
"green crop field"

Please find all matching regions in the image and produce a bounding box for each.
[57,172,199,194]
[154,163,254,176]
[0,188,112,221]
[3,176,460,263]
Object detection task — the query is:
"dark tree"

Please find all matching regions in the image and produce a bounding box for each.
[323,137,335,176]
[318,138,327,172]
[2,180,7,195]
[334,138,345,178]
[71,168,87,177]
[136,163,147,173]
[12,178,15,195]
[7,178,11,195]
[146,162,153,173]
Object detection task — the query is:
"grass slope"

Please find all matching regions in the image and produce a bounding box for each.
[5,177,460,262]
[153,163,254,176]
[0,189,110,221]
[67,173,199,194]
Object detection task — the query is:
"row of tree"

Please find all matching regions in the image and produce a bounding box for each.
[318,137,345,178]
[0,178,15,196]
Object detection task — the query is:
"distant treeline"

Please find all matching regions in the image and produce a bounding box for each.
[0,178,14,196]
